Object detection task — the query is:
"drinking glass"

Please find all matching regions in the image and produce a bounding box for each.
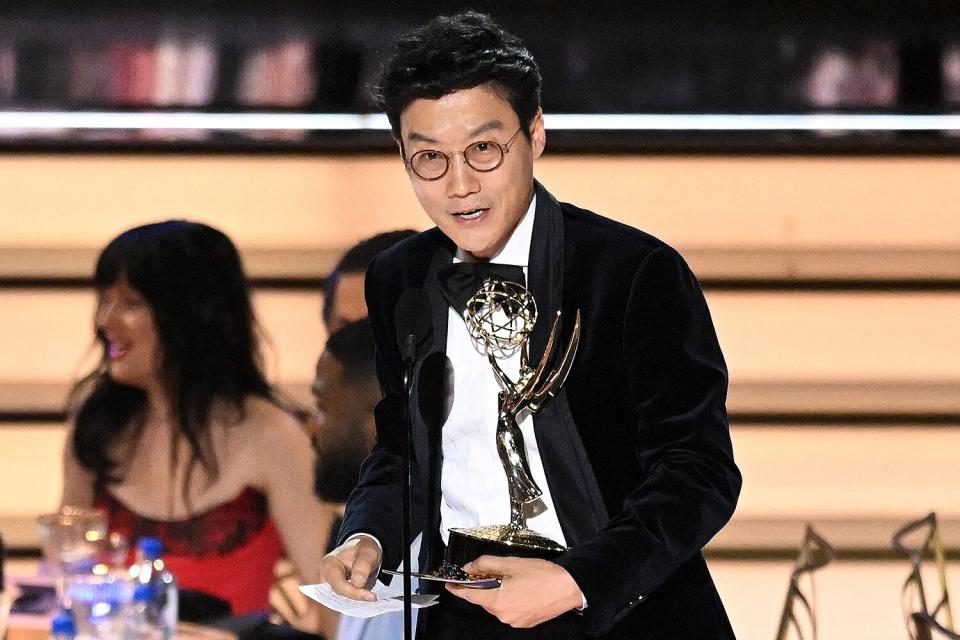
[65,570,135,640]
[36,507,109,605]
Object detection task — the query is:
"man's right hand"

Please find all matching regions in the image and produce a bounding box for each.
[318,535,383,602]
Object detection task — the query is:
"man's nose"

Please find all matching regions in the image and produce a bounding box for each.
[445,154,480,198]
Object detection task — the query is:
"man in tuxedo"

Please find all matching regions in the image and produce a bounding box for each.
[319,11,741,638]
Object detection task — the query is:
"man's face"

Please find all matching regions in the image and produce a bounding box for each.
[310,351,377,503]
[326,271,367,333]
[398,84,545,260]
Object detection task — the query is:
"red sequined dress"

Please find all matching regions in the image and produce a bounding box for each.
[94,487,285,615]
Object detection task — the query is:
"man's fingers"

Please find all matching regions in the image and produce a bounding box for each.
[326,566,376,601]
[463,554,508,576]
[318,554,375,601]
[318,539,382,602]
[349,539,383,591]
[446,583,491,605]
[336,581,377,602]
[349,564,372,589]
[319,553,348,584]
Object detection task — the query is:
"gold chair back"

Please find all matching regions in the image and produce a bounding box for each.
[775,525,835,640]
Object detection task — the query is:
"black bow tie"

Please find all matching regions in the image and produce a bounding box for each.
[437,262,526,314]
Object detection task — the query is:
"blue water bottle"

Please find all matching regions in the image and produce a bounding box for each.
[50,610,76,640]
[123,584,162,640]
[131,538,178,639]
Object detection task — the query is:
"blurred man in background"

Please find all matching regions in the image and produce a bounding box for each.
[314,230,421,638]
[311,319,378,510]
[323,230,417,332]
[311,321,420,639]
[315,228,418,536]
[272,320,381,638]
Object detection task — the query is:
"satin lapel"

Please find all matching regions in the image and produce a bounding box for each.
[527,182,609,547]
[527,181,562,366]
[424,237,453,361]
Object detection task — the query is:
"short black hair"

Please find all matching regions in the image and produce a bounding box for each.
[323,229,417,326]
[324,319,376,384]
[374,11,541,140]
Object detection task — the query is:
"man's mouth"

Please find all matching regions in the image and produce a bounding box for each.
[452,207,488,221]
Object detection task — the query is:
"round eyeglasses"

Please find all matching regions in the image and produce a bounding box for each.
[406,127,524,181]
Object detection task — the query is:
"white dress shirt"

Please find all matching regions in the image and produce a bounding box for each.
[438,194,567,548]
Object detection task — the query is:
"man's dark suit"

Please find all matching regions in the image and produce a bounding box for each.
[340,181,742,638]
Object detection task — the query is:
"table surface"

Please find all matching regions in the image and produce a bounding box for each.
[2,560,238,640]
[5,618,238,640]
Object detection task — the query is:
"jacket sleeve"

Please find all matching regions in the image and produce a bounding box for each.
[553,245,741,635]
[336,255,419,571]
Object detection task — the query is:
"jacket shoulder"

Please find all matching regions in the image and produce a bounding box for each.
[559,200,682,269]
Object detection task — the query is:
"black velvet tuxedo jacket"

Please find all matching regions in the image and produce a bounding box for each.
[340,181,741,638]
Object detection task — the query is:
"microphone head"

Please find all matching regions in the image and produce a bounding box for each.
[395,288,433,360]
[418,352,454,432]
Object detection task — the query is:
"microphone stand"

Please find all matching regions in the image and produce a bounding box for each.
[400,334,415,640]
[394,288,431,640]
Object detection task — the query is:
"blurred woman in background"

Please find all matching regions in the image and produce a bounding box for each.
[61,220,333,628]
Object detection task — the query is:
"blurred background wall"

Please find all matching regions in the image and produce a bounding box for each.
[1,2,959,638]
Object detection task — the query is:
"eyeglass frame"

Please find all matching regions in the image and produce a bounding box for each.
[403,126,525,181]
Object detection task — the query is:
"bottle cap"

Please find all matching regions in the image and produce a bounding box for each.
[137,537,163,560]
[51,611,76,636]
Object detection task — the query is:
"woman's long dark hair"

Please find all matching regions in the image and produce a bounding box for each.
[70,220,274,495]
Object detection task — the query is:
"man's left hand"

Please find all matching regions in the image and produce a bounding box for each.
[446,556,583,628]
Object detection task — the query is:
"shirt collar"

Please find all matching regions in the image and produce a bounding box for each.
[455,194,536,266]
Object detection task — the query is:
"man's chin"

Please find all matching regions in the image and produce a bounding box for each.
[314,478,357,504]
[450,236,500,260]
[314,455,366,503]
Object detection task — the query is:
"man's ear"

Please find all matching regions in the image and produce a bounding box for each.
[395,137,413,176]
[529,109,546,159]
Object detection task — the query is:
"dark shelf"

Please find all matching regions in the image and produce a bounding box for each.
[0,1,958,152]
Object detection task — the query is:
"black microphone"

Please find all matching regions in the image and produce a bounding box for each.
[392,288,432,640]
[395,288,432,361]
[418,352,454,432]
[419,353,453,530]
